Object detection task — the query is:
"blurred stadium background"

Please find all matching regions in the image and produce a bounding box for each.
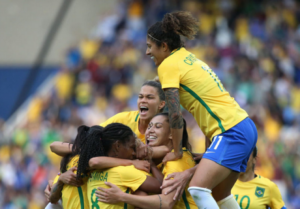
[1,0,300,208]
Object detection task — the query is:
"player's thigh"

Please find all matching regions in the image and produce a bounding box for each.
[189,158,232,190]
[189,118,257,190]
[212,171,239,201]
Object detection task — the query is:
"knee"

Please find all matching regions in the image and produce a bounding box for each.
[189,178,205,188]
[189,180,196,188]
[188,186,212,197]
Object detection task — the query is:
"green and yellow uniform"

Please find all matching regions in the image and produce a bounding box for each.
[53,155,88,209]
[53,174,59,184]
[158,47,248,140]
[162,147,197,209]
[100,111,145,143]
[232,175,286,209]
[88,165,148,209]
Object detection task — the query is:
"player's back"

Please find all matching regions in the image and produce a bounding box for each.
[88,165,148,209]
[60,155,89,209]
[232,175,286,209]
[158,47,248,139]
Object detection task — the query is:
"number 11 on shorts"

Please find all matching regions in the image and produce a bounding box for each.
[209,136,223,150]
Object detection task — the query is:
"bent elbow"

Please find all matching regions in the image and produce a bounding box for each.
[50,142,57,152]
[89,158,97,169]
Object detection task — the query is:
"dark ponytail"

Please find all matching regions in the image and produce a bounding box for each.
[60,125,91,173]
[76,123,134,179]
[252,146,258,171]
[182,118,192,152]
[162,12,198,39]
[252,146,257,158]
[148,11,198,51]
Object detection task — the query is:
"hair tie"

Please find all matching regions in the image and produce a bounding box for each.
[148,34,162,42]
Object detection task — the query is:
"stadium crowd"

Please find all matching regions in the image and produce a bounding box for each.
[1,0,300,208]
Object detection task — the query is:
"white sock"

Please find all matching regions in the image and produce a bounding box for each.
[45,200,63,209]
[188,186,219,209]
[217,194,240,209]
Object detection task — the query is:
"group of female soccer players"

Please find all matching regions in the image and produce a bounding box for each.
[44,11,286,209]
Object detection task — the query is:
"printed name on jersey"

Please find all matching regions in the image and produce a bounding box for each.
[255,186,265,198]
[184,54,198,65]
[90,171,108,182]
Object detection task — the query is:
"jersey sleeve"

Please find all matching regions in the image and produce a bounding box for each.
[162,160,186,179]
[158,60,180,89]
[100,112,125,126]
[269,182,286,209]
[118,165,147,192]
[162,151,195,178]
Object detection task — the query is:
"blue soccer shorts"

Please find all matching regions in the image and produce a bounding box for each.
[203,117,258,173]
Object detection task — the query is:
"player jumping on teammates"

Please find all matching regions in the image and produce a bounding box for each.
[146,11,257,209]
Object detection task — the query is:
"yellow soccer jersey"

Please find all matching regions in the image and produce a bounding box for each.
[100,111,145,143]
[232,175,286,209]
[162,148,197,209]
[88,165,148,209]
[53,174,59,184]
[158,47,248,140]
[60,155,89,209]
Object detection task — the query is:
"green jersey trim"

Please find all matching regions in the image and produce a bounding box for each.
[180,84,225,132]
[182,190,190,209]
[170,47,181,56]
[135,113,139,122]
[77,186,84,209]
[124,188,130,209]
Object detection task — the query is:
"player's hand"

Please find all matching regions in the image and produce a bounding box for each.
[44,180,54,201]
[132,160,150,173]
[162,151,182,164]
[161,170,193,200]
[96,182,123,203]
[192,153,204,162]
[136,144,153,160]
[58,167,83,187]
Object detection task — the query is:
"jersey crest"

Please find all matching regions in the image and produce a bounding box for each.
[255,186,265,197]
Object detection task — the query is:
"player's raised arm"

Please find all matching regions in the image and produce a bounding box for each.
[50,142,73,156]
[89,157,150,173]
[163,88,183,162]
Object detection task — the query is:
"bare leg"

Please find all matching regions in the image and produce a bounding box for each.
[188,158,235,209]
[189,158,232,189]
[212,171,239,201]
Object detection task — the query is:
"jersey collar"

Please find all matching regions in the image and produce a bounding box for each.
[169,47,181,56]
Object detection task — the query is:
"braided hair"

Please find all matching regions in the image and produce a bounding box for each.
[60,125,91,173]
[148,11,198,51]
[76,123,134,179]
[154,112,192,152]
